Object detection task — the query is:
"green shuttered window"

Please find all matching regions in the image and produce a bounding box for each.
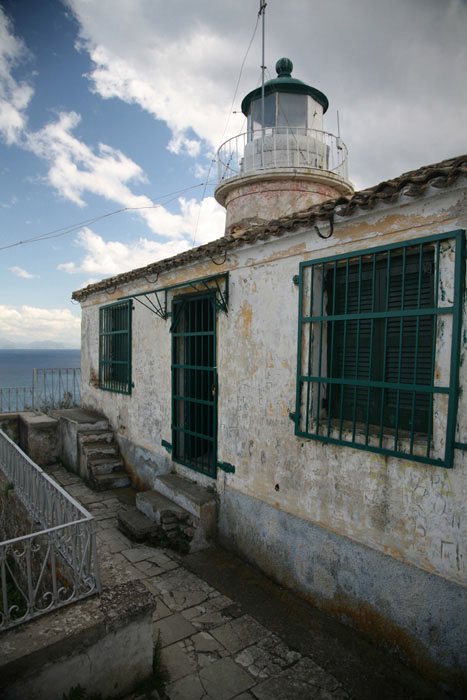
[99,300,132,394]
[295,230,464,468]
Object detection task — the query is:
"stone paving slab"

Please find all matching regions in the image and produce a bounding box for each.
[211,615,272,654]
[157,613,198,647]
[198,657,255,700]
[134,559,166,577]
[53,470,401,700]
[251,657,349,700]
[235,633,302,680]
[152,568,218,612]
[151,595,172,621]
[166,657,255,700]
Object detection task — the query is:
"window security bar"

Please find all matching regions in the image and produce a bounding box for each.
[294,229,465,468]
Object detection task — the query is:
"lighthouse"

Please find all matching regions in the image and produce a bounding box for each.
[215,58,354,235]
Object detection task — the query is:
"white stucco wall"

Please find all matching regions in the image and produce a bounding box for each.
[79,183,467,589]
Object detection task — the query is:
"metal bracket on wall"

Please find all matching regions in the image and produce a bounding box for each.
[133,290,168,319]
[217,461,235,474]
[118,273,229,319]
[161,440,172,454]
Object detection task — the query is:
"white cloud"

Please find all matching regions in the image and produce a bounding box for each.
[65,0,467,188]
[0,304,81,346]
[178,196,227,246]
[9,266,39,279]
[58,227,189,276]
[67,0,246,152]
[26,111,145,207]
[58,198,225,279]
[25,109,225,240]
[0,7,33,144]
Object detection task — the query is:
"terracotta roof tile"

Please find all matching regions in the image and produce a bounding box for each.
[72,154,467,301]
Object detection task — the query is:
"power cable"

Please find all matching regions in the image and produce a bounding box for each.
[191,7,262,247]
[0,182,216,251]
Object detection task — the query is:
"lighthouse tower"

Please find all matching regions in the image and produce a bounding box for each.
[215,58,353,235]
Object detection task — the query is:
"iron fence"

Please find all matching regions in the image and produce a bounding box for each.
[0,368,81,413]
[0,429,100,631]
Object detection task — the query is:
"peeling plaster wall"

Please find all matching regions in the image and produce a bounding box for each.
[79,183,467,679]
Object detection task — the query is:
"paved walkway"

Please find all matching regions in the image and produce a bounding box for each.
[49,464,442,700]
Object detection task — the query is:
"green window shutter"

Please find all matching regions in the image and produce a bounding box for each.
[383,254,434,433]
[328,252,434,432]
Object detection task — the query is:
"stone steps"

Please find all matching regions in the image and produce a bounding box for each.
[81,441,120,461]
[78,430,114,445]
[132,474,217,553]
[77,426,130,490]
[93,470,131,491]
[88,457,125,475]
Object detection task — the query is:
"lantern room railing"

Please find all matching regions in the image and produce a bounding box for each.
[217,127,349,184]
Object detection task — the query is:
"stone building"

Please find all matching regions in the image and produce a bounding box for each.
[72,60,467,687]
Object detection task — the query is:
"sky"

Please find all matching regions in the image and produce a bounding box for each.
[0,0,466,348]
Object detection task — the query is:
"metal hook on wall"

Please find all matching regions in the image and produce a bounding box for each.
[210,250,228,266]
[144,272,159,285]
[314,214,334,240]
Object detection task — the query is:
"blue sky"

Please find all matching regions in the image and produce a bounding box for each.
[0,0,466,347]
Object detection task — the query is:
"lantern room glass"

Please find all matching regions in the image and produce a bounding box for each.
[277,93,307,128]
[248,93,309,140]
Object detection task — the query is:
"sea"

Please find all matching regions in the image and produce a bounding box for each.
[0,349,81,389]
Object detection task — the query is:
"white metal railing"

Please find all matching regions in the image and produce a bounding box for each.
[0,367,81,414]
[0,386,34,413]
[0,429,100,631]
[32,367,81,412]
[217,127,349,183]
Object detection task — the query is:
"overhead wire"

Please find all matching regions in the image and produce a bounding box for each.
[0,181,216,252]
[2,9,263,255]
[190,6,262,247]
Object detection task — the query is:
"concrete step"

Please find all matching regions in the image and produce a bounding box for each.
[78,430,114,445]
[92,471,131,491]
[153,473,217,538]
[118,506,158,542]
[137,474,217,552]
[81,441,120,461]
[136,490,190,524]
[88,457,125,475]
[50,407,110,433]
[136,490,200,553]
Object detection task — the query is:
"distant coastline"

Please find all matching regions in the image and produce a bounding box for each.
[0,342,80,350]
[0,349,81,389]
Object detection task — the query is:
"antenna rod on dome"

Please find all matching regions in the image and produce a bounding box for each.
[259,1,267,132]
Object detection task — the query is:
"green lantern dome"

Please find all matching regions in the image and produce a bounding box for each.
[241,57,329,117]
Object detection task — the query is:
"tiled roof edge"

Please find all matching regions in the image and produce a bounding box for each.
[72,154,467,301]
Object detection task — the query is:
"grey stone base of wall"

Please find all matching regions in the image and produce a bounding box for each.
[218,487,467,691]
[0,580,155,700]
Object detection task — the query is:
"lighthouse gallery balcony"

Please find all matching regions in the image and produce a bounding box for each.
[217,127,349,184]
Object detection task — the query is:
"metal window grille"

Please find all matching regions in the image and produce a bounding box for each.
[171,293,217,478]
[99,300,132,394]
[295,230,465,468]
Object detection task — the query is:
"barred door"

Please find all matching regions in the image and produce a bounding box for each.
[171,294,217,478]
